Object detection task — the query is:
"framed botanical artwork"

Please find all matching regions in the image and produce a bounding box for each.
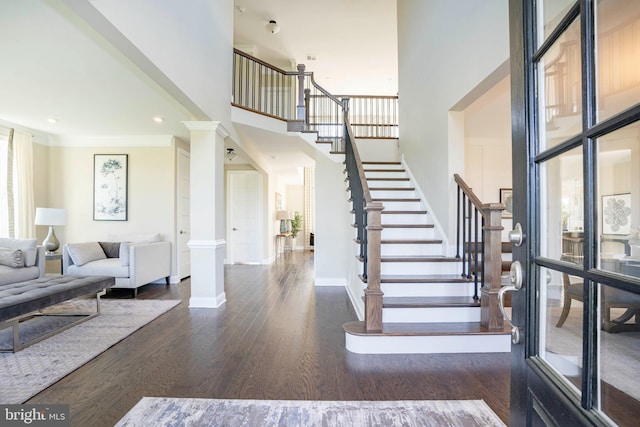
[94,154,128,221]
[275,192,283,211]
[602,193,631,235]
[500,188,513,218]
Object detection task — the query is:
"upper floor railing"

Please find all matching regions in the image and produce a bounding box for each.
[232,49,398,142]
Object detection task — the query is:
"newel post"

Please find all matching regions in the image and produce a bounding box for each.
[364,202,384,332]
[480,203,505,330]
[296,64,306,120]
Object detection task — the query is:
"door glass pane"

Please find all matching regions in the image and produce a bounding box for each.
[540,146,583,264]
[597,121,640,274]
[538,0,576,46]
[538,17,582,150]
[596,0,640,123]
[597,282,640,426]
[540,266,583,394]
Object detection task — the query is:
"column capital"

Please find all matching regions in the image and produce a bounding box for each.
[182,121,230,138]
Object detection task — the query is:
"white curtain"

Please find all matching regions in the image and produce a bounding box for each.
[13,130,35,238]
[0,132,8,237]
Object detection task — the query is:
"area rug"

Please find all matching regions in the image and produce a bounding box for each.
[115,397,506,426]
[0,298,180,404]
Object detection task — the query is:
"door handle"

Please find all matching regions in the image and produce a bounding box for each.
[232,228,238,231]
[498,260,523,344]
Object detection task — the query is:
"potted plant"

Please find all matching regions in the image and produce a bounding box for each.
[290,211,303,249]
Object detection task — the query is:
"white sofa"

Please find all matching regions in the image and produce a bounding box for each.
[62,235,171,297]
[0,238,45,286]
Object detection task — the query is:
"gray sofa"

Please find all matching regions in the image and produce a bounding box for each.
[62,235,171,297]
[0,238,46,286]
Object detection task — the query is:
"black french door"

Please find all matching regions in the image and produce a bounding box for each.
[509,0,640,425]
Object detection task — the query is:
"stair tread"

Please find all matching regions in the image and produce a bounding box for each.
[367,177,410,181]
[382,255,461,262]
[372,198,421,202]
[364,169,406,172]
[383,296,480,308]
[369,187,416,191]
[383,224,434,228]
[343,321,510,337]
[381,239,442,244]
[381,274,472,283]
[382,210,428,215]
[362,161,402,165]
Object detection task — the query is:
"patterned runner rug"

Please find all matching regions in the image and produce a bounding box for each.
[116,397,506,426]
[0,298,180,404]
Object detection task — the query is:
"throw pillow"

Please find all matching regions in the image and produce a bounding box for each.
[66,242,106,266]
[99,241,121,258]
[0,238,37,267]
[0,247,23,268]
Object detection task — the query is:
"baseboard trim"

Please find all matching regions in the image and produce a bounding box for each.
[189,294,226,308]
[314,278,347,287]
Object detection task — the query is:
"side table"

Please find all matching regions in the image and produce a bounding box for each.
[45,252,63,275]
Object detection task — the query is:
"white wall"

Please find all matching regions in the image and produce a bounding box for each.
[42,138,178,277]
[397,0,510,241]
[314,154,352,286]
[91,0,235,131]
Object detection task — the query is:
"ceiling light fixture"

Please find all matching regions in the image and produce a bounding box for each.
[47,118,58,123]
[153,116,164,123]
[225,148,237,162]
[266,20,280,34]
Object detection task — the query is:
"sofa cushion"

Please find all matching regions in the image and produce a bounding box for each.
[0,238,37,267]
[67,242,106,266]
[67,258,129,278]
[0,265,40,286]
[99,241,121,258]
[0,247,23,268]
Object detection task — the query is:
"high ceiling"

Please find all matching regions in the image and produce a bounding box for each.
[0,0,398,146]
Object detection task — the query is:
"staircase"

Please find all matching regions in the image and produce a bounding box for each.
[231,48,511,355]
[343,161,511,354]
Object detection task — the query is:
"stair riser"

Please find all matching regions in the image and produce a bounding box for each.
[383,307,481,323]
[366,181,413,188]
[378,201,423,211]
[345,333,511,354]
[381,214,431,225]
[381,262,461,275]
[370,190,416,199]
[381,281,475,297]
[381,244,443,257]
[364,171,407,179]
[382,228,434,240]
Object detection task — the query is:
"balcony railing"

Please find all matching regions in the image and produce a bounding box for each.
[232,49,398,142]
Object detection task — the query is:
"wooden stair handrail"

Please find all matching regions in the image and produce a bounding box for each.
[454,174,506,331]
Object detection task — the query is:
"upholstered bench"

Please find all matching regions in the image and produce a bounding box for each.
[0,275,114,352]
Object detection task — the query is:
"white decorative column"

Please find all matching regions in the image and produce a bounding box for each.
[183,121,228,308]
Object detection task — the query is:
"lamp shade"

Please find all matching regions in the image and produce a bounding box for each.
[275,210,291,221]
[34,208,67,226]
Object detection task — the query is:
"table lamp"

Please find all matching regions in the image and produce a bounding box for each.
[34,207,67,254]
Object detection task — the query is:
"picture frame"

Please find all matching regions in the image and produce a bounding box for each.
[500,188,513,218]
[94,154,128,221]
[601,193,631,235]
[275,192,283,211]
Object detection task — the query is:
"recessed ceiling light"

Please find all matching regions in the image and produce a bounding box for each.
[47,118,58,123]
[153,116,164,123]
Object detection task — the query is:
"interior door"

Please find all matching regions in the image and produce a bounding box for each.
[177,149,191,279]
[509,1,640,426]
[227,170,262,264]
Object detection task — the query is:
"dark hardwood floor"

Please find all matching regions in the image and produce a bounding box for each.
[27,251,511,426]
